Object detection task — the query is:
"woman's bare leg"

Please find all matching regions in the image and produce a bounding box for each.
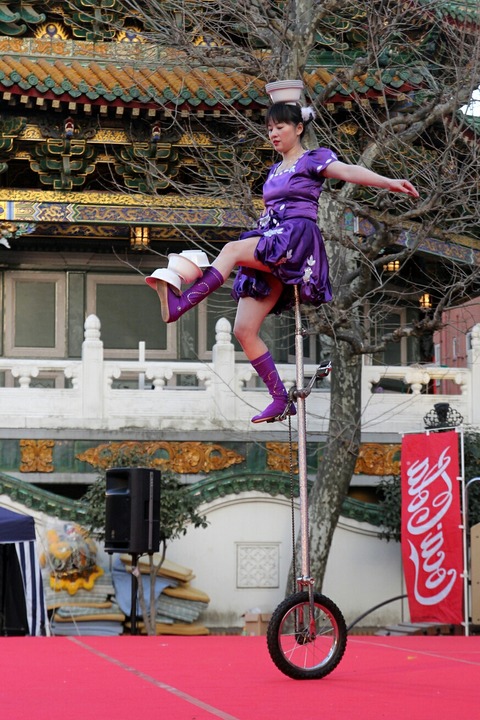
[212,236,269,280]
[233,275,284,360]
[234,276,295,423]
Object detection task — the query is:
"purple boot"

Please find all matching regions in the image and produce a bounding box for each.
[250,351,296,423]
[148,267,224,323]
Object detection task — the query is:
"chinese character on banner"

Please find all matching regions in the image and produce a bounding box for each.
[401,430,463,624]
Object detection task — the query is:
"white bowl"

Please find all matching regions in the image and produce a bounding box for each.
[179,250,210,267]
[167,253,203,283]
[265,80,304,104]
[145,268,182,292]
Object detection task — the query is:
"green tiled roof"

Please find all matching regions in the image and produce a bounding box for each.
[0,45,431,111]
[428,0,480,23]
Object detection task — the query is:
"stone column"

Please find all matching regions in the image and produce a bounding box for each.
[211,317,236,424]
[81,314,104,424]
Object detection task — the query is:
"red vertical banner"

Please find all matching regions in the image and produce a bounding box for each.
[401,430,463,624]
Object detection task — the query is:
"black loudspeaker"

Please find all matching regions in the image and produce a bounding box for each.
[104,467,161,555]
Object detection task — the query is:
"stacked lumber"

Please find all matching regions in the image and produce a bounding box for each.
[115,554,210,635]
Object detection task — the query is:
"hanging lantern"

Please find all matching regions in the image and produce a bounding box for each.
[130,226,150,251]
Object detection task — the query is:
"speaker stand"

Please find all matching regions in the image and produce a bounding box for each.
[130,552,138,635]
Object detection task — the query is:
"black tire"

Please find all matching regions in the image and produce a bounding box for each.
[266,591,347,680]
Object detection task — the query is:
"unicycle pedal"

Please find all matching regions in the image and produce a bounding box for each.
[276,401,297,422]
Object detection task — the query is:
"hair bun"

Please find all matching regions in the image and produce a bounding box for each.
[301,106,316,123]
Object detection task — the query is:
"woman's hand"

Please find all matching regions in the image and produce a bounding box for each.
[386,178,419,198]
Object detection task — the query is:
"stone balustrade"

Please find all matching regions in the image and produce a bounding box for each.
[0,315,478,435]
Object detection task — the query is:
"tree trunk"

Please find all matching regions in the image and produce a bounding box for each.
[308,340,362,589]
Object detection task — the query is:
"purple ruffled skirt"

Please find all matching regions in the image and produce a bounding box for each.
[231,214,332,314]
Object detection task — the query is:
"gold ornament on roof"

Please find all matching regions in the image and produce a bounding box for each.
[116,27,146,43]
[338,122,359,136]
[35,23,69,40]
[192,27,222,47]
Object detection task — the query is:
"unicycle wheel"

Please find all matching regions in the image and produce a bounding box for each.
[266,591,347,680]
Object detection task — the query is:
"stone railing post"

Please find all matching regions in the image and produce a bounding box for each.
[81,314,104,422]
[211,317,236,423]
[470,323,480,425]
[11,365,39,388]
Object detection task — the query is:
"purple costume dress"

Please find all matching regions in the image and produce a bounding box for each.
[231,146,338,314]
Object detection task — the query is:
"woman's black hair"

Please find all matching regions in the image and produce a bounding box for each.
[266,102,313,139]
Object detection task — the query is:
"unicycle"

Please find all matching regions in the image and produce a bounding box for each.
[266,286,347,680]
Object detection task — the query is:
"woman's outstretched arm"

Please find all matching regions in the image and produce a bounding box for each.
[323,161,419,197]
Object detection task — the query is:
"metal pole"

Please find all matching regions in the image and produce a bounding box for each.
[130,552,138,635]
[464,476,480,635]
[458,427,470,636]
[293,286,311,581]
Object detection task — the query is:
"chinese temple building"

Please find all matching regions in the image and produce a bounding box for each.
[0,0,479,630]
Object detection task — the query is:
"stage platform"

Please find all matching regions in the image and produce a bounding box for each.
[1,635,478,719]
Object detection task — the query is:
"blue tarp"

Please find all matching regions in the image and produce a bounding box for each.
[0,507,35,543]
[112,555,177,615]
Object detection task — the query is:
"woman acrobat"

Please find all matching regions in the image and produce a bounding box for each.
[146,85,419,424]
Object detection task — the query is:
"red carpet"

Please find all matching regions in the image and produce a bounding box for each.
[1,635,478,720]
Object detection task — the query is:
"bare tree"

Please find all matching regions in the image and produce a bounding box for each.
[86,0,480,586]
